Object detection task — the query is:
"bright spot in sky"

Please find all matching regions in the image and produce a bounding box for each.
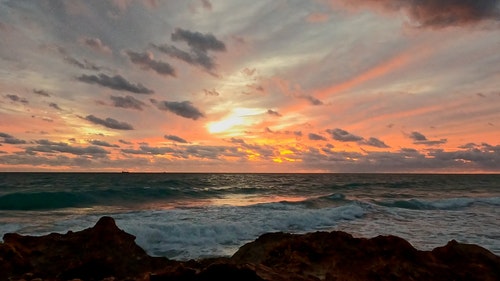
[207,108,263,134]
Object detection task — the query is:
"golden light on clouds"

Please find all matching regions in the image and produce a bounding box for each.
[0,1,498,172]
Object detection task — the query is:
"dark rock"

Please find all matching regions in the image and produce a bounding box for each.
[1,216,499,281]
[1,216,168,281]
[232,231,500,281]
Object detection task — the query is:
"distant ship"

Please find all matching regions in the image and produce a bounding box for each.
[121,170,130,174]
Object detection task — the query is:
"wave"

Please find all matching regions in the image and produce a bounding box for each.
[0,187,194,210]
[0,180,353,211]
[111,202,367,259]
[374,197,500,210]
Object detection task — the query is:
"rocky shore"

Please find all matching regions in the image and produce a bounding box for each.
[1,216,499,281]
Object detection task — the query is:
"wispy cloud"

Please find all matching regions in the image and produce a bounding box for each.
[340,0,500,28]
[110,95,146,110]
[267,109,282,117]
[85,115,134,130]
[308,133,327,141]
[409,131,447,146]
[77,74,154,94]
[327,128,364,142]
[152,28,226,72]
[27,139,109,157]
[125,50,176,77]
[165,134,188,143]
[299,95,323,106]
[64,56,105,71]
[5,94,28,104]
[88,140,119,147]
[49,103,62,110]
[33,89,51,97]
[80,36,112,53]
[363,137,390,148]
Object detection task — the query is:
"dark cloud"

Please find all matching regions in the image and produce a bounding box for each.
[204,89,220,96]
[326,129,390,147]
[88,140,119,148]
[0,132,26,144]
[346,0,500,28]
[409,131,427,141]
[124,144,241,160]
[81,36,112,53]
[123,145,177,156]
[125,50,176,77]
[299,143,500,172]
[119,139,133,145]
[458,143,478,149]
[27,139,109,157]
[0,153,94,168]
[229,138,246,145]
[201,0,212,11]
[308,133,327,141]
[110,95,146,110]
[49,103,62,110]
[327,128,364,142]
[33,89,51,97]
[164,134,188,143]
[85,115,134,130]
[300,95,323,105]
[171,28,226,53]
[64,56,104,71]
[267,109,282,117]
[427,145,500,170]
[151,99,204,120]
[153,43,217,71]
[363,137,390,148]
[152,28,226,72]
[5,94,28,104]
[77,74,154,94]
[409,131,447,146]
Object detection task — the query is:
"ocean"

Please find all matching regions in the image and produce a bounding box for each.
[0,173,499,260]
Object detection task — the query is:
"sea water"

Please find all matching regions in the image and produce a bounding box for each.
[0,173,499,260]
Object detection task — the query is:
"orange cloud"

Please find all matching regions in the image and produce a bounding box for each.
[316,51,413,99]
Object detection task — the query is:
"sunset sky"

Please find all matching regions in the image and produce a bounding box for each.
[0,0,499,172]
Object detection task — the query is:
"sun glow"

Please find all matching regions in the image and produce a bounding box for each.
[207,108,263,135]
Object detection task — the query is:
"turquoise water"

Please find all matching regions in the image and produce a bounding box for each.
[0,173,499,260]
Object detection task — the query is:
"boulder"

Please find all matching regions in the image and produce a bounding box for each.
[231,231,500,281]
[2,216,168,281]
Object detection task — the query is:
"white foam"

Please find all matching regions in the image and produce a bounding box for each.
[111,203,366,260]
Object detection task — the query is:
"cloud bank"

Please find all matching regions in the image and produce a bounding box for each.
[342,0,500,28]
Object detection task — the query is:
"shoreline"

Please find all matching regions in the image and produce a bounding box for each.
[1,216,500,281]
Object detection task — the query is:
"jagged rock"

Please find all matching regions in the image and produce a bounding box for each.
[1,216,499,281]
[232,231,500,281]
[1,216,168,281]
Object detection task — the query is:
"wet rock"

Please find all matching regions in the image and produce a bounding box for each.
[2,216,168,281]
[1,216,499,281]
[231,231,500,281]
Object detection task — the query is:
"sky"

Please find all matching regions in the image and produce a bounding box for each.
[0,0,499,173]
